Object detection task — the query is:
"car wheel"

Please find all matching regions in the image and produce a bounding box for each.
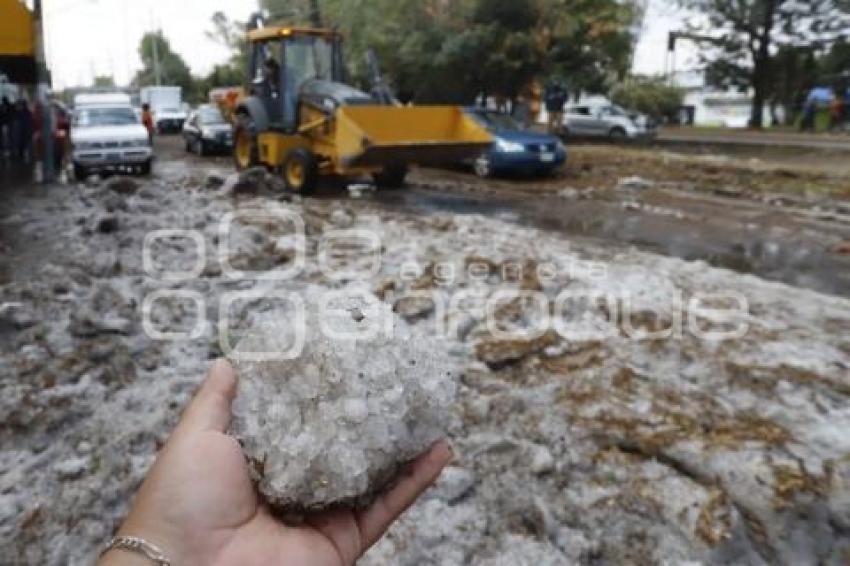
[373,164,408,189]
[473,154,492,178]
[196,139,207,157]
[73,163,88,180]
[139,160,152,176]
[283,148,318,193]
[185,138,193,153]
[609,127,627,141]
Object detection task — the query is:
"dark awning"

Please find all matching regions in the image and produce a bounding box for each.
[0,55,37,84]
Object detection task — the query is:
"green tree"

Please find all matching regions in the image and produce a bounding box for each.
[611,77,684,121]
[249,0,636,104]
[768,45,819,125]
[206,10,248,78]
[539,0,636,96]
[134,31,194,94]
[680,0,850,128]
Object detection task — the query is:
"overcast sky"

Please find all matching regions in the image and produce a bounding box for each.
[38,0,697,90]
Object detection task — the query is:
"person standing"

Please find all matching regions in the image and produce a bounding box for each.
[512,92,532,129]
[12,99,33,164]
[33,100,66,175]
[800,97,816,133]
[141,103,155,144]
[829,92,845,132]
[544,80,568,135]
[0,97,11,159]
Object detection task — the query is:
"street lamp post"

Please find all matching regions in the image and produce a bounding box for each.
[34,0,54,184]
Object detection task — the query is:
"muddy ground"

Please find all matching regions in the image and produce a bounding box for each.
[1,137,849,565]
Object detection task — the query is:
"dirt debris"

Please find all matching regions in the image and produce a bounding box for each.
[1,139,849,565]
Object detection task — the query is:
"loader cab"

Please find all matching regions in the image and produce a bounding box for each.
[247,27,345,133]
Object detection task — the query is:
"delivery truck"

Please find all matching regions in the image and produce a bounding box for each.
[139,86,188,134]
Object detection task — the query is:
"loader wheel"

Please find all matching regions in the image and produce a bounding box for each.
[373,164,408,189]
[234,114,259,170]
[283,149,319,193]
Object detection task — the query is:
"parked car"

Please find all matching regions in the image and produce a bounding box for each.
[563,103,656,140]
[464,108,566,177]
[182,105,234,155]
[70,104,153,178]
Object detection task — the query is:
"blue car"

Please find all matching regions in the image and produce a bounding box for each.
[464,108,566,177]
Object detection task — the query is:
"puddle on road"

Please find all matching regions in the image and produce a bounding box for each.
[365,186,850,297]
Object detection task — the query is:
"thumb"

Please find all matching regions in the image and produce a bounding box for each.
[177,359,238,435]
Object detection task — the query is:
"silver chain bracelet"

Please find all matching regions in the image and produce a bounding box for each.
[100,536,172,565]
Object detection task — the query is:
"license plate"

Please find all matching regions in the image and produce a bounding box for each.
[540,152,555,163]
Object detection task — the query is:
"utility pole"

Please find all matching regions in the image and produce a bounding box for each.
[33,0,54,183]
[152,30,162,86]
[148,12,162,86]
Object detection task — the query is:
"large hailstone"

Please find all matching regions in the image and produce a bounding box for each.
[228,290,456,511]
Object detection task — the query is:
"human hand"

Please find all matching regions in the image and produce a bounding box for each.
[99,359,453,566]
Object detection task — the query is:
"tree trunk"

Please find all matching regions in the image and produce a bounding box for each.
[750,69,765,129]
[308,0,322,27]
[749,0,777,129]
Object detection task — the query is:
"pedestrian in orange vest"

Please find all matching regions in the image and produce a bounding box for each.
[141,103,155,143]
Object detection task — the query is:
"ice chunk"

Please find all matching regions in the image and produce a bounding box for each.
[229,289,456,511]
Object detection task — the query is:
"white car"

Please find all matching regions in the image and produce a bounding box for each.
[71,105,153,179]
[564,103,657,140]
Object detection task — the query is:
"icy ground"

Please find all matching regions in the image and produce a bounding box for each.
[1,165,849,565]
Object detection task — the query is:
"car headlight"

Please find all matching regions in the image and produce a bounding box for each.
[496,139,525,153]
[202,129,216,140]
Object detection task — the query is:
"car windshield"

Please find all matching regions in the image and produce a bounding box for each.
[74,107,138,127]
[606,105,628,116]
[474,112,522,131]
[199,108,226,124]
[161,108,180,113]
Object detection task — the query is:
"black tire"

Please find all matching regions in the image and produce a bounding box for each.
[373,164,408,189]
[282,148,319,193]
[73,163,88,180]
[185,138,193,153]
[609,127,627,141]
[233,113,260,170]
[139,160,152,175]
[197,139,207,157]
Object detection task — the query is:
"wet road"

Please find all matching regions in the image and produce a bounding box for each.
[4,136,848,297]
[370,183,850,297]
[159,135,850,297]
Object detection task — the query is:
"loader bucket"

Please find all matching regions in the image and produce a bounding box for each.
[334,106,493,169]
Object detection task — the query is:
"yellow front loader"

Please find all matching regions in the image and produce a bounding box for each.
[231,24,492,192]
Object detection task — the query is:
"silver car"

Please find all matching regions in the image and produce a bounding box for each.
[564,103,656,140]
[70,105,153,179]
